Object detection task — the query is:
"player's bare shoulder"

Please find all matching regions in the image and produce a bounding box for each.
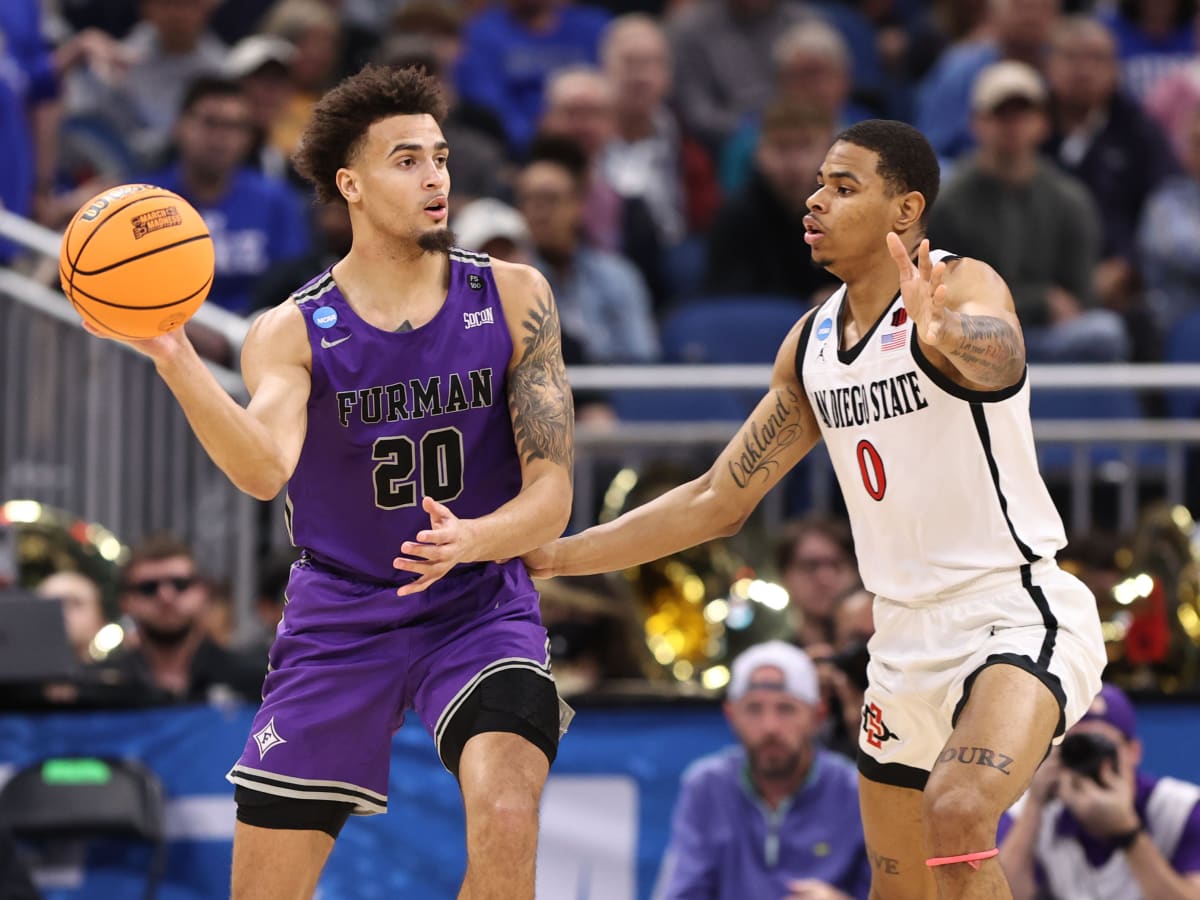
[489,258,554,326]
[941,255,1017,314]
[487,257,560,363]
[241,298,313,393]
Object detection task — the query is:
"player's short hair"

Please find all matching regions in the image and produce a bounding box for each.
[293,64,448,204]
[833,119,940,225]
[524,134,590,191]
[179,76,244,116]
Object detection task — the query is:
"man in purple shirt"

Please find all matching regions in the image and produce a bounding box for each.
[999,683,1200,899]
[655,641,871,900]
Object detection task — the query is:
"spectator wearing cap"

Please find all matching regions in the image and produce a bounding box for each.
[999,683,1200,899]
[453,197,533,265]
[928,60,1130,363]
[463,192,617,420]
[222,35,296,181]
[653,641,870,900]
[914,0,1062,165]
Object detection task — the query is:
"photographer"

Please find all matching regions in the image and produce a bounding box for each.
[999,684,1200,899]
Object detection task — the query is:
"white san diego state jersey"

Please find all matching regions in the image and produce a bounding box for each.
[796,250,1066,602]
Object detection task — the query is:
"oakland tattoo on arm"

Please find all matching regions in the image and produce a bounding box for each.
[727,385,805,489]
[945,314,1024,387]
[508,287,574,468]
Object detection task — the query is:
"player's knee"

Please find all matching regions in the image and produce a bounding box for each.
[234,785,355,840]
[469,782,540,830]
[921,784,997,848]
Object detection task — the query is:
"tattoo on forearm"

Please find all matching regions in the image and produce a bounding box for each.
[869,848,901,875]
[727,386,804,488]
[938,746,1015,774]
[508,288,574,468]
[948,315,1023,383]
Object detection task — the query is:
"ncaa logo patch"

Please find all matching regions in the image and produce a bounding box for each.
[313,306,338,329]
[467,273,484,290]
[816,317,834,341]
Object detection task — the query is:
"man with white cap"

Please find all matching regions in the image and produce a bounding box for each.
[929,59,1129,363]
[654,640,870,900]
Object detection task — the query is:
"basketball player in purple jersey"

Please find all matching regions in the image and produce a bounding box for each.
[82,66,574,899]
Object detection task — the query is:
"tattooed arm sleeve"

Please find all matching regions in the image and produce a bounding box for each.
[933,258,1027,389]
[507,284,574,469]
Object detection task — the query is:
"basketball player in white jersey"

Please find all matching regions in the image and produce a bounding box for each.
[524,119,1105,899]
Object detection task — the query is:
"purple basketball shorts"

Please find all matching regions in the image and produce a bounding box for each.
[226,558,554,815]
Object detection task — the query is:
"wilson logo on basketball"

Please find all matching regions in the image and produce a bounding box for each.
[79,183,152,221]
[131,206,184,239]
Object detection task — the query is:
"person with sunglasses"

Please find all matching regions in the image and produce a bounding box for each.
[100,533,265,705]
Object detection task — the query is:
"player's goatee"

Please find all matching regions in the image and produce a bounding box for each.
[419,227,457,254]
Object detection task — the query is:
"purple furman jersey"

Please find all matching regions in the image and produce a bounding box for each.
[287,248,523,583]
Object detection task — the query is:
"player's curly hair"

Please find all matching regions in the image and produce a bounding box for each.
[293,64,448,205]
[834,119,940,225]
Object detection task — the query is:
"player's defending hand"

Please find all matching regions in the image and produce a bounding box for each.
[394,497,477,596]
[887,233,947,348]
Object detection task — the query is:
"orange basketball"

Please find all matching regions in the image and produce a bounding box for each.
[59,183,214,339]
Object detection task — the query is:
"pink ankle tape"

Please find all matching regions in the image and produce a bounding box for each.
[925,849,999,870]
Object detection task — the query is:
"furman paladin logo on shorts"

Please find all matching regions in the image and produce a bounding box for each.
[253,716,287,759]
[863,702,900,749]
[131,206,183,239]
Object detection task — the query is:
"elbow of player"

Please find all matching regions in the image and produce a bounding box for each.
[236,464,288,501]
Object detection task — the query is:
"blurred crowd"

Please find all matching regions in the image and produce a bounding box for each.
[3,0,1200,382]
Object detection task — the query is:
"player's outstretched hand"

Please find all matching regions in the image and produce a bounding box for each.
[81,319,190,365]
[394,497,475,597]
[887,232,947,348]
[520,543,559,579]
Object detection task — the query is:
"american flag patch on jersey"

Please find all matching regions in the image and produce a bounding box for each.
[880,331,906,352]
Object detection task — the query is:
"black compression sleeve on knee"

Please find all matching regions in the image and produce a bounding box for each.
[234,785,354,839]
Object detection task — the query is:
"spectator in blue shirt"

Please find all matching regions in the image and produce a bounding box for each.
[654,641,871,900]
[454,0,610,154]
[147,77,311,318]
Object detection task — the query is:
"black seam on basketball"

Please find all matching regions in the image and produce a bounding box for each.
[61,263,213,310]
[71,233,212,276]
[67,293,146,340]
[67,190,180,270]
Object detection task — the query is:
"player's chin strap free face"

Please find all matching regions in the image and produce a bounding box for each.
[925,848,999,870]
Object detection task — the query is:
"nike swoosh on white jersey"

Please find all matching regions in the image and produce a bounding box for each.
[320,335,352,349]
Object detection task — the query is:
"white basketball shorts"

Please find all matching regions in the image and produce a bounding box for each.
[857,559,1106,790]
